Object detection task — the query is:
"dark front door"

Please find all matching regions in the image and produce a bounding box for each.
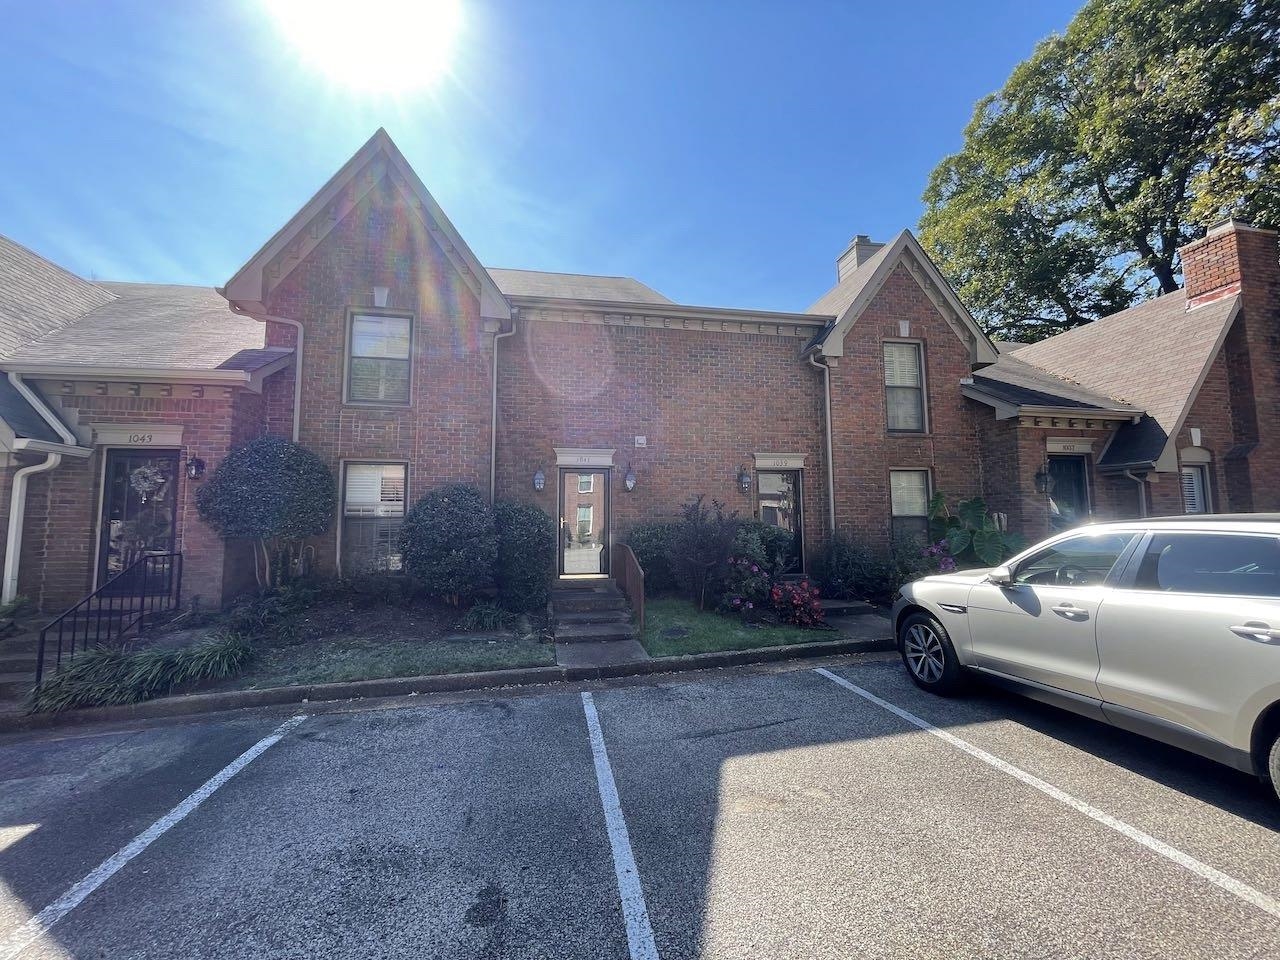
[98,450,179,590]
[559,469,610,576]
[1047,455,1090,531]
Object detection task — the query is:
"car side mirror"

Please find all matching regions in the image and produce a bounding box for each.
[987,565,1013,586]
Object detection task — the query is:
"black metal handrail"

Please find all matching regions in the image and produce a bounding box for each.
[34,552,183,685]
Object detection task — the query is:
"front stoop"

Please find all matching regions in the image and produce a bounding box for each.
[551,579,637,642]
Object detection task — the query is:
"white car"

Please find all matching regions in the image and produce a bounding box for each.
[891,515,1280,802]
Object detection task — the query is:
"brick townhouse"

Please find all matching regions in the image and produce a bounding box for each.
[1,130,1277,614]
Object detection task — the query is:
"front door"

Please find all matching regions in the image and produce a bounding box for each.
[559,469,609,576]
[756,469,803,573]
[98,449,180,590]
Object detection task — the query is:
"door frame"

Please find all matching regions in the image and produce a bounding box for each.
[557,466,611,578]
[94,447,181,589]
[754,467,805,573]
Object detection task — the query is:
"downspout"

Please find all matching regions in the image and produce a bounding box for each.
[1123,470,1148,517]
[490,315,517,502]
[807,353,837,538]
[3,453,60,604]
[228,304,303,442]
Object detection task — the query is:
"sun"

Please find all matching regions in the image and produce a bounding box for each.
[263,0,463,93]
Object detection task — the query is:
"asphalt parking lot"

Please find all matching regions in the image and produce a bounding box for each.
[2,656,1278,959]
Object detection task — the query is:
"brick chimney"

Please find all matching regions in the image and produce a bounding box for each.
[836,234,885,283]
[1180,219,1279,308]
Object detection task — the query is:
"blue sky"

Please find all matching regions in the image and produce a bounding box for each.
[0,0,1081,313]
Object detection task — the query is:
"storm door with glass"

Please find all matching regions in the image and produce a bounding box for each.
[756,470,803,573]
[559,469,610,575]
[97,450,179,591]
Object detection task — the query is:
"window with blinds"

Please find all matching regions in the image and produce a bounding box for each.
[884,342,925,432]
[890,469,931,542]
[342,463,407,573]
[1180,465,1209,514]
[348,313,412,403]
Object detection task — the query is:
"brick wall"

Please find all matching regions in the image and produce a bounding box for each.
[263,175,492,576]
[827,262,984,547]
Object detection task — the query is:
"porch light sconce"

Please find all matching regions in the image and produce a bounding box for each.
[1034,467,1055,496]
[532,467,546,492]
[186,457,206,481]
[624,464,637,492]
[737,464,752,495]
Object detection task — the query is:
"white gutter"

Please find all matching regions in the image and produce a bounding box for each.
[3,453,60,603]
[490,316,517,502]
[1123,470,1149,517]
[227,304,304,442]
[807,353,837,537]
[4,363,255,386]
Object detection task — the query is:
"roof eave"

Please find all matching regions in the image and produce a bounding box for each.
[961,384,1139,422]
[508,294,833,327]
[5,362,255,387]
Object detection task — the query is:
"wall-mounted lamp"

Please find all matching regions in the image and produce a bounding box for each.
[624,464,637,492]
[1034,466,1055,496]
[532,467,546,492]
[186,457,206,481]
[737,464,752,495]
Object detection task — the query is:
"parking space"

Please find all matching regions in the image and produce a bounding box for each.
[2,659,1278,959]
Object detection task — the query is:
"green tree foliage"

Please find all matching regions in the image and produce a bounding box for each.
[493,500,555,612]
[398,484,497,603]
[920,0,1280,341]
[668,496,741,611]
[195,436,335,588]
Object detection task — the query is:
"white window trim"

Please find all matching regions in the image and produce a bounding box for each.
[883,339,929,434]
[342,309,415,406]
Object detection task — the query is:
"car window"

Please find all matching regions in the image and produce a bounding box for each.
[1132,532,1280,597]
[1013,532,1138,588]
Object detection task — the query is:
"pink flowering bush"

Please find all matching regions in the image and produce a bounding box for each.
[769,579,825,627]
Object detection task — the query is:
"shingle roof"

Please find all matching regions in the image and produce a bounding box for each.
[6,282,268,370]
[0,376,61,442]
[969,354,1140,413]
[1009,290,1239,468]
[487,268,672,304]
[805,241,893,317]
[0,234,114,360]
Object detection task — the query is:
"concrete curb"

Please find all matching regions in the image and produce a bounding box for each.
[0,635,894,734]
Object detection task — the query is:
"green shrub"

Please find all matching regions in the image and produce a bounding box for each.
[668,496,742,610]
[733,520,798,577]
[494,500,554,612]
[399,484,497,603]
[815,535,936,607]
[928,493,1025,567]
[195,436,335,588]
[459,601,516,632]
[626,522,679,593]
[28,631,253,714]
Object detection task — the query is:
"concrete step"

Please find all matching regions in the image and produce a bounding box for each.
[0,653,37,672]
[553,577,618,592]
[555,609,632,626]
[553,621,637,643]
[552,592,626,613]
[0,678,33,700]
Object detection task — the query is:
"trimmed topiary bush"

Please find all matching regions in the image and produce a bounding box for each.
[626,521,679,593]
[493,500,554,612]
[195,435,335,588]
[732,519,799,577]
[398,484,497,603]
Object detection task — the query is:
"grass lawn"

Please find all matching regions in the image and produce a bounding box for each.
[225,635,555,688]
[641,597,832,657]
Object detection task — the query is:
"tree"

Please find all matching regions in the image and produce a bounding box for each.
[493,500,555,612]
[667,496,742,611]
[920,0,1280,341]
[195,435,335,588]
[398,484,497,603]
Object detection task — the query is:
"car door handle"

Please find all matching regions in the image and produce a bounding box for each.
[1051,603,1089,620]
[1229,622,1280,644]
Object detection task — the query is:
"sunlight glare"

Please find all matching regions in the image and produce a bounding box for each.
[263,0,462,93]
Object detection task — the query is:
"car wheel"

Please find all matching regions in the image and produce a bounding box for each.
[899,611,965,695]
[1269,732,1280,804]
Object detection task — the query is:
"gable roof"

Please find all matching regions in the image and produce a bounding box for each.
[0,375,61,443]
[965,353,1140,419]
[488,268,671,304]
[5,282,273,372]
[222,129,510,321]
[0,233,114,360]
[804,230,999,366]
[1008,289,1240,470]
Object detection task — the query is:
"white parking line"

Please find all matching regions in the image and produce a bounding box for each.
[581,692,660,960]
[815,667,1280,921]
[0,714,308,960]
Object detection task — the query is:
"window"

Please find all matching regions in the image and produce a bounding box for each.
[576,504,594,536]
[1132,533,1280,597]
[890,470,930,543]
[347,312,412,403]
[1180,465,1210,514]
[578,475,594,494]
[1013,532,1138,587]
[342,463,407,573]
[884,342,925,432]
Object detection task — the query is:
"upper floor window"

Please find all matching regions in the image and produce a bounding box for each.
[884,342,925,433]
[1180,465,1210,514]
[578,475,594,494]
[348,312,412,404]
